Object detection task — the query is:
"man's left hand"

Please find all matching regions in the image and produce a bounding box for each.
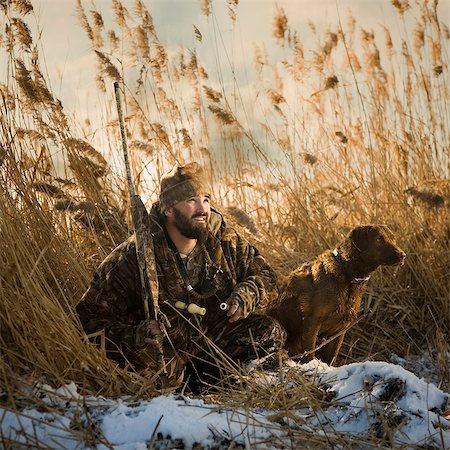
[225,297,248,323]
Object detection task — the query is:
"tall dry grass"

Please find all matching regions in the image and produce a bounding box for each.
[0,0,449,444]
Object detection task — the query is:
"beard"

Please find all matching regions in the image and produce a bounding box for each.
[172,207,209,242]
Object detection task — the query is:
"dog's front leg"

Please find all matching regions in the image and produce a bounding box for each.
[299,322,319,362]
[316,334,345,366]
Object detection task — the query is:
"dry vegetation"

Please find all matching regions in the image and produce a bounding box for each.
[0,0,449,446]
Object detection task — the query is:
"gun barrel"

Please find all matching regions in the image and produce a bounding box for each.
[113,81,135,198]
[114,81,168,390]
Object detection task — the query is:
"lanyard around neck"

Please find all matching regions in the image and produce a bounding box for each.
[165,234,195,292]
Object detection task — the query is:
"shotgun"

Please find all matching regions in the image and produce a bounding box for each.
[113,81,168,389]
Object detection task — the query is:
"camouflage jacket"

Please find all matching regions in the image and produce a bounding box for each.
[76,204,278,362]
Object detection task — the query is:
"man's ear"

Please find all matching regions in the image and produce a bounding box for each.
[164,207,173,217]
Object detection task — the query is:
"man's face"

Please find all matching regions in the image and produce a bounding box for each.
[167,194,211,240]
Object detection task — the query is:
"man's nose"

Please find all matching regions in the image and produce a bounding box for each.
[197,200,209,213]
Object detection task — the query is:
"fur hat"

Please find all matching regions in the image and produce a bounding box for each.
[159,163,209,212]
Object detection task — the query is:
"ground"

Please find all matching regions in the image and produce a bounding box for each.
[1,355,449,449]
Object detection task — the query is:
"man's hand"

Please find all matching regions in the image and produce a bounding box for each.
[135,319,163,348]
[225,281,257,323]
[225,296,249,323]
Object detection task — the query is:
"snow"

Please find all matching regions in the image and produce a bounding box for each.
[301,360,449,447]
[1,359,449,449]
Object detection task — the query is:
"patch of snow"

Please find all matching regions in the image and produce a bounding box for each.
[1,359,449,449]
[311,360,449,447]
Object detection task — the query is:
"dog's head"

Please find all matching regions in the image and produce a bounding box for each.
[348,225,406,267]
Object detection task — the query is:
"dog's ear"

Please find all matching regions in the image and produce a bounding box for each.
[348,225,376,251]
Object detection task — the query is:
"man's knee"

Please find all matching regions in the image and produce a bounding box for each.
[224,313,286,355]
[250,314,286,350]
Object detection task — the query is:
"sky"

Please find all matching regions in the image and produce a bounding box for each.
[2,0,448,180]
[26,0,449,119]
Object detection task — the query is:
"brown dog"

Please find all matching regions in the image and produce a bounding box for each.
[265,225,406,365]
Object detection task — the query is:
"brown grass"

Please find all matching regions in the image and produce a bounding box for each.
[0,0,449,446]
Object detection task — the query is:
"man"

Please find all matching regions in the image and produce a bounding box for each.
[76,163,285,388]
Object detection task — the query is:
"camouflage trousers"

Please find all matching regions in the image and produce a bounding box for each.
[133,313,286,387]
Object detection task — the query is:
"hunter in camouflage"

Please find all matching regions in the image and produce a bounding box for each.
[76,163,286,387]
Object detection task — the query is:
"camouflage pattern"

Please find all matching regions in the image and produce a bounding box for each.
[76,204,285,380]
